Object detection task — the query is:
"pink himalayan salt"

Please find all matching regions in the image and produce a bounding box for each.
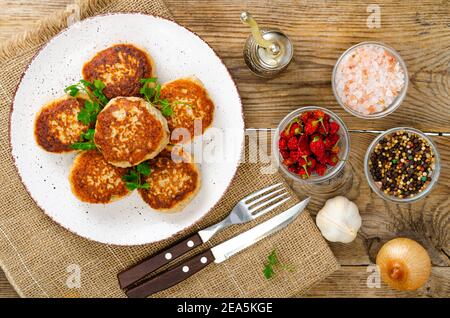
[335,44,405,115]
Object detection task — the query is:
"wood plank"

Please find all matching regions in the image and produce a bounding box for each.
[0,0,72,40]
[166,0,450,132]
[0,266,447,298]
[0,1,449,131]
[259,131,450,267]
[0,0,448,298]
[294,133,450,267]
[302,266,450,298]
[0,270,18,298]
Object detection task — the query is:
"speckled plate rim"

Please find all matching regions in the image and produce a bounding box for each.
[8,12,245,246]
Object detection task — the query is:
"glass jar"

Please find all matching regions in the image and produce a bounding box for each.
[364,127,440,203]
[273,106,352,197]
[332,41,408,119]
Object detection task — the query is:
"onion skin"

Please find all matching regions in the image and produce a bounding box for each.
[376,238,432,291]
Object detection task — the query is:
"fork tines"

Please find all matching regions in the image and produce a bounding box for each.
[244,183,290,216]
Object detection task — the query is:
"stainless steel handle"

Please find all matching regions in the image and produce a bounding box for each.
[198,216,233,242]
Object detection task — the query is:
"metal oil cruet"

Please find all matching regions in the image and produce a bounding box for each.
[240,11,294,78]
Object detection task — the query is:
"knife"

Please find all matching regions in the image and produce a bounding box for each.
[126,197,310,298]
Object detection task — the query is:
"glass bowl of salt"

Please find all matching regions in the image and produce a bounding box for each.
[332,42,408,119]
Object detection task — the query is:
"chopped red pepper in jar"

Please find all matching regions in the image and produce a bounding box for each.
[278,110,341,179]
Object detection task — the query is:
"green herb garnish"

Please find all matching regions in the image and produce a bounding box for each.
[78,100,101,125]
[263,250,278,279]
[140,77,190,117]
[139,77,158,100]
[64,79,109,125]
[140,77,157,102]
[71,142,97,151]
[263,249,294,279]
[92,79,109,105]
[263,263,275,279]
[159,98,174,117]
[65,84,80,97]
[71,128,97,151]
[123,162,151,191]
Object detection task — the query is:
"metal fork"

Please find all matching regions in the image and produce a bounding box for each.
[198,183,290,242]
[118,183,291,289]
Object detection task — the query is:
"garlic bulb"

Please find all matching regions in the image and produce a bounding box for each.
[376,238,431,291]
[315,196,361,243]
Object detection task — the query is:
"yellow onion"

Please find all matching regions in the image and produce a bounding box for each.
[376,238,431,291]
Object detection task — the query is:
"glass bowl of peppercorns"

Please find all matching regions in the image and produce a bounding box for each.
[364,127,440,203]
[274,106,350,184]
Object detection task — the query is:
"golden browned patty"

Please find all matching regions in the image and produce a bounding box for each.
[34,95,90,153]
[94,97,169,168]
[160,77,214,143]
[139,146,201,212]
[69,150,130,204]
[82,44,155,99]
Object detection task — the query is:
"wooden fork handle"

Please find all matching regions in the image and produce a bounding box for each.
[126,250,215,298]
[117,233,203,289]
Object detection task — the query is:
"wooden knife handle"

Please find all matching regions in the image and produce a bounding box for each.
[117,233,203,289]
[126,250,215,298]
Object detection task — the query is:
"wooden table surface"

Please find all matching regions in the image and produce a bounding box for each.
[0,0,449,298]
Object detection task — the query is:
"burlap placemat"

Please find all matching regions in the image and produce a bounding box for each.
[0,0,339,298]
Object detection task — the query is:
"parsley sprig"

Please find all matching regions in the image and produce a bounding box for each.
[263,249,294,279]
[65,79,109,125]
[71,128,97,151]
[140,78,177,117]
[122,162,151,191]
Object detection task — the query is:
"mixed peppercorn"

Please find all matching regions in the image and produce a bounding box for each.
[278,110,341,179]
[369,131,435,198]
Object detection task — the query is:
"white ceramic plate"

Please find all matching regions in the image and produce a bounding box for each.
[10,13,244,245]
